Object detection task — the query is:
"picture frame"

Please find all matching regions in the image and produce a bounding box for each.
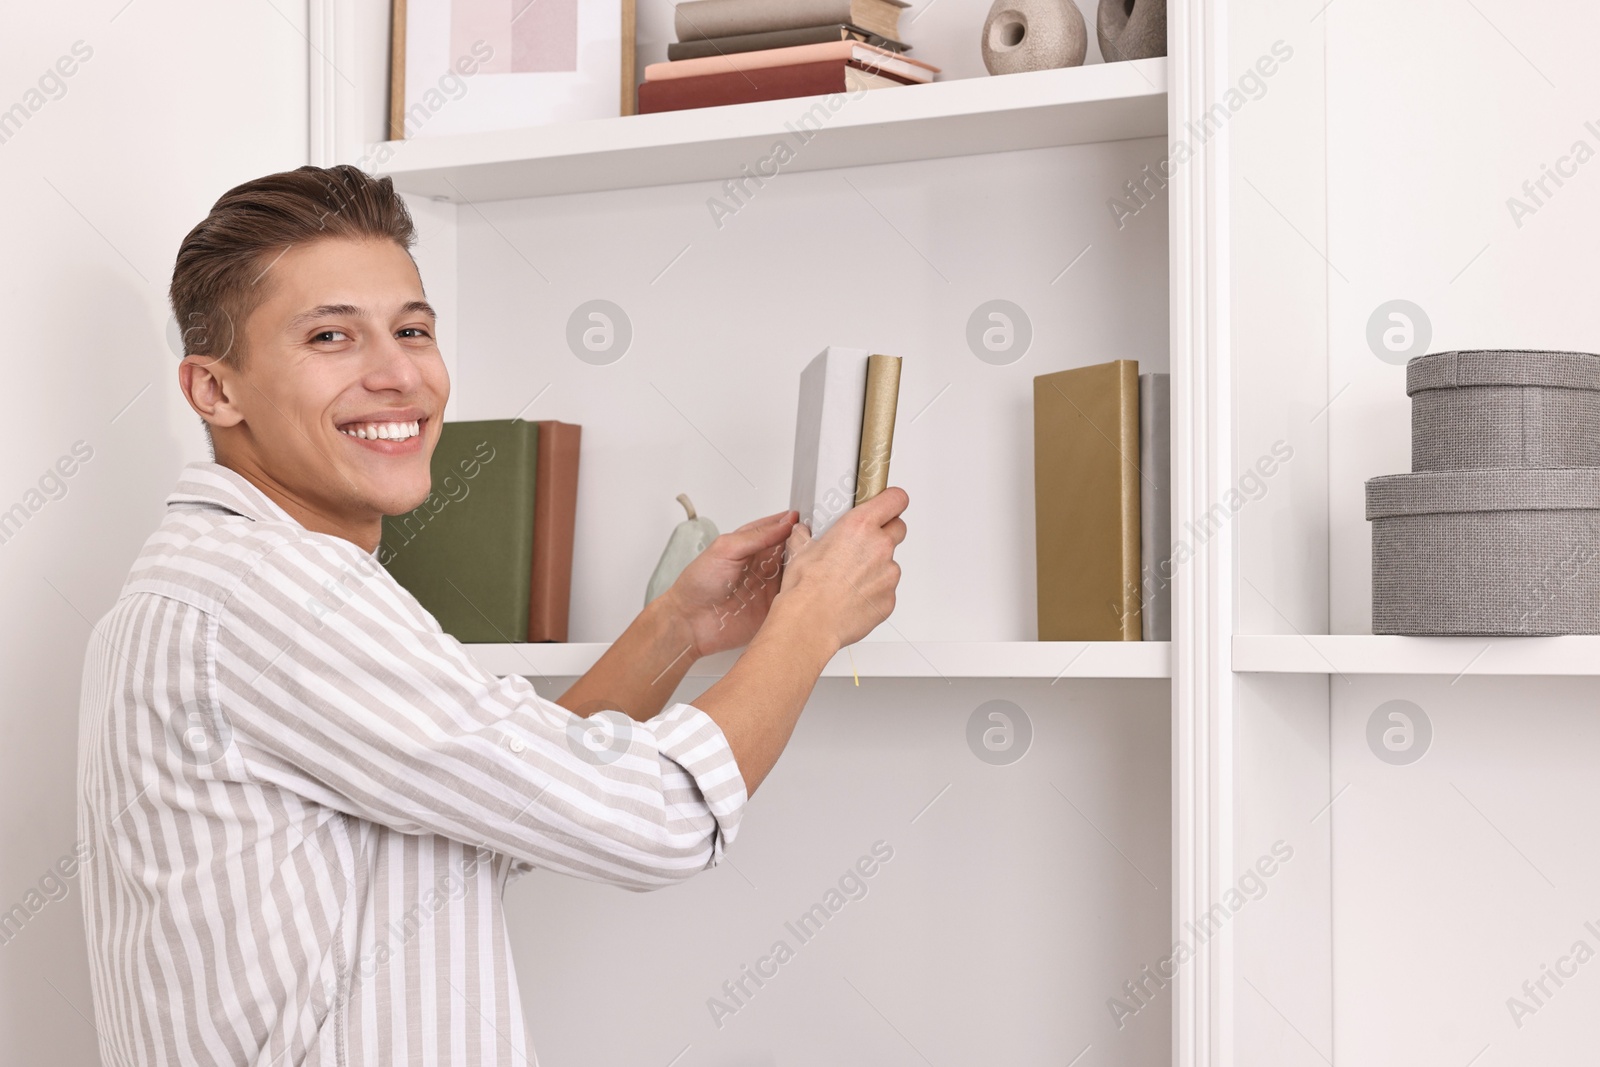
[388,0,637,142]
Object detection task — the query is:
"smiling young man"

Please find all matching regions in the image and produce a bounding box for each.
[76,164,908,1067]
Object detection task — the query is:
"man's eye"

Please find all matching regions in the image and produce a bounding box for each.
[312,329,349,343]
[398,327,431,339]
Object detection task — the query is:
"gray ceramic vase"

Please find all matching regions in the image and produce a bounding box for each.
[981,0,1088,75]
[1098,0,1166,61]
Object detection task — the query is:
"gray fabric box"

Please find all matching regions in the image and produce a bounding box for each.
[1367,468,1600,634]
[1409,349,1600,470]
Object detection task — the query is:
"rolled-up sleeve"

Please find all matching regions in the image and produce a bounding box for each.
[210,536,746,890]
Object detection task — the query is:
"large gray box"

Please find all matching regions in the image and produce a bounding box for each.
[1409,349,1600,470]
[1367,468,1600,635]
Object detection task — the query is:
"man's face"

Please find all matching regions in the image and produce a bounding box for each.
[212,236,448,521]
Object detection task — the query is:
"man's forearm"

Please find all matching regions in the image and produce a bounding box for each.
[556,595,699,720]
[689,590,838,797]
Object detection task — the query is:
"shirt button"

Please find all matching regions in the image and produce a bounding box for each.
[507,735,525,754]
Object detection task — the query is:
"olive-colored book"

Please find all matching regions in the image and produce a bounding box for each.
[855,354,901,505]
[1033,360,1142,641]
[380,419,539,643]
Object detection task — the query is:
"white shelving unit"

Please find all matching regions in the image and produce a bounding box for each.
[469,639,1173,680]
[313,4,1218,1064]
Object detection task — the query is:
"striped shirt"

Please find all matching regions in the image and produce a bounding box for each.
[76,462,747,1066]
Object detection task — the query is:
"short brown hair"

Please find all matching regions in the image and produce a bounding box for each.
[169,164,417,363]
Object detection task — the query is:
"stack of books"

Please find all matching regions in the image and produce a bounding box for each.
[1033,361,1172,642]
[639,0,939,115]
[381,419,583,644]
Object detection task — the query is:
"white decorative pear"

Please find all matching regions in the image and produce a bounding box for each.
[645,493,718,606]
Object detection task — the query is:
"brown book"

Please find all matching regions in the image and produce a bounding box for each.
[637,60,912,114]
[528,421,581,642]
[1033,361,1142,641]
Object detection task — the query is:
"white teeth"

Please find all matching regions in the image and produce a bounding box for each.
[341,420,422,441]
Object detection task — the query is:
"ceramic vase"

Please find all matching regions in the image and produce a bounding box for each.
[981,0,1088,75]
[1097,0,1166,62]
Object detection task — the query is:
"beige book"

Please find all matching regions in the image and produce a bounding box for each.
[855,354,902,505]
[1033,360,1142,641]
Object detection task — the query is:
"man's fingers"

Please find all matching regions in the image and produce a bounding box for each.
[853,486,909,526]
[720,511,796,558]
[786,522,812,558]
[731,508,796,534]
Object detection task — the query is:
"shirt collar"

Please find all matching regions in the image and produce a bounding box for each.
[166,462,385,561]
[166,461,304,526]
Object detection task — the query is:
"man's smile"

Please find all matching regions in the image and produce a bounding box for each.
[336,411,428,452]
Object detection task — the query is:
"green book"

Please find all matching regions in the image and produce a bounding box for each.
[380,419,538,642]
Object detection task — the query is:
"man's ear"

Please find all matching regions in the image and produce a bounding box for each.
[178,354,245,431]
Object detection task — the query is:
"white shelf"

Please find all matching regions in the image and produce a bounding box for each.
[468,640,1171,680]
[373,59,1167,202]
[1234,634,1600,676]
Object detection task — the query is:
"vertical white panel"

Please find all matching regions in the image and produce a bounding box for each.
[1226,2,1334,1065]
[1168,0,1236,1063]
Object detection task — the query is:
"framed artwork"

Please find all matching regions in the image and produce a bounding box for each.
[388,0,637,141]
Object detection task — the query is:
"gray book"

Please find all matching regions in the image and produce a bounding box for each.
[675,0,910,43]
[667,24,907,61]
[1139,373,1172,640]
[790,346,870,540]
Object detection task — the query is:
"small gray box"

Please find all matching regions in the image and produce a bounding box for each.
[1367,468,1600,635]
[1409,349,1600,471]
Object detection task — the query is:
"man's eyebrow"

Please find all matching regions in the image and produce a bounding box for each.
[285,301,437,332]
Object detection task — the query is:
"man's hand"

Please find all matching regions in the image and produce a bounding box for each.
[686,487,909,797]
[776,487,908,651]
[662,507,798,658]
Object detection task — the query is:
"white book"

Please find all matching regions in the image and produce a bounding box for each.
[790,346,870,539]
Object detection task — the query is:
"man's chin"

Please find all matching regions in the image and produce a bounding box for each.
[378,487,435,518]
[357,472,435,519]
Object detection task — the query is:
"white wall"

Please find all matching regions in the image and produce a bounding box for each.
[1323,1,1600,1064]
[0,3,307,1062]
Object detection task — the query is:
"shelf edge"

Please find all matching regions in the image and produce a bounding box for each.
[467,641,1173,680]
[370,59,1169,201]
[1234,634,1600,676]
